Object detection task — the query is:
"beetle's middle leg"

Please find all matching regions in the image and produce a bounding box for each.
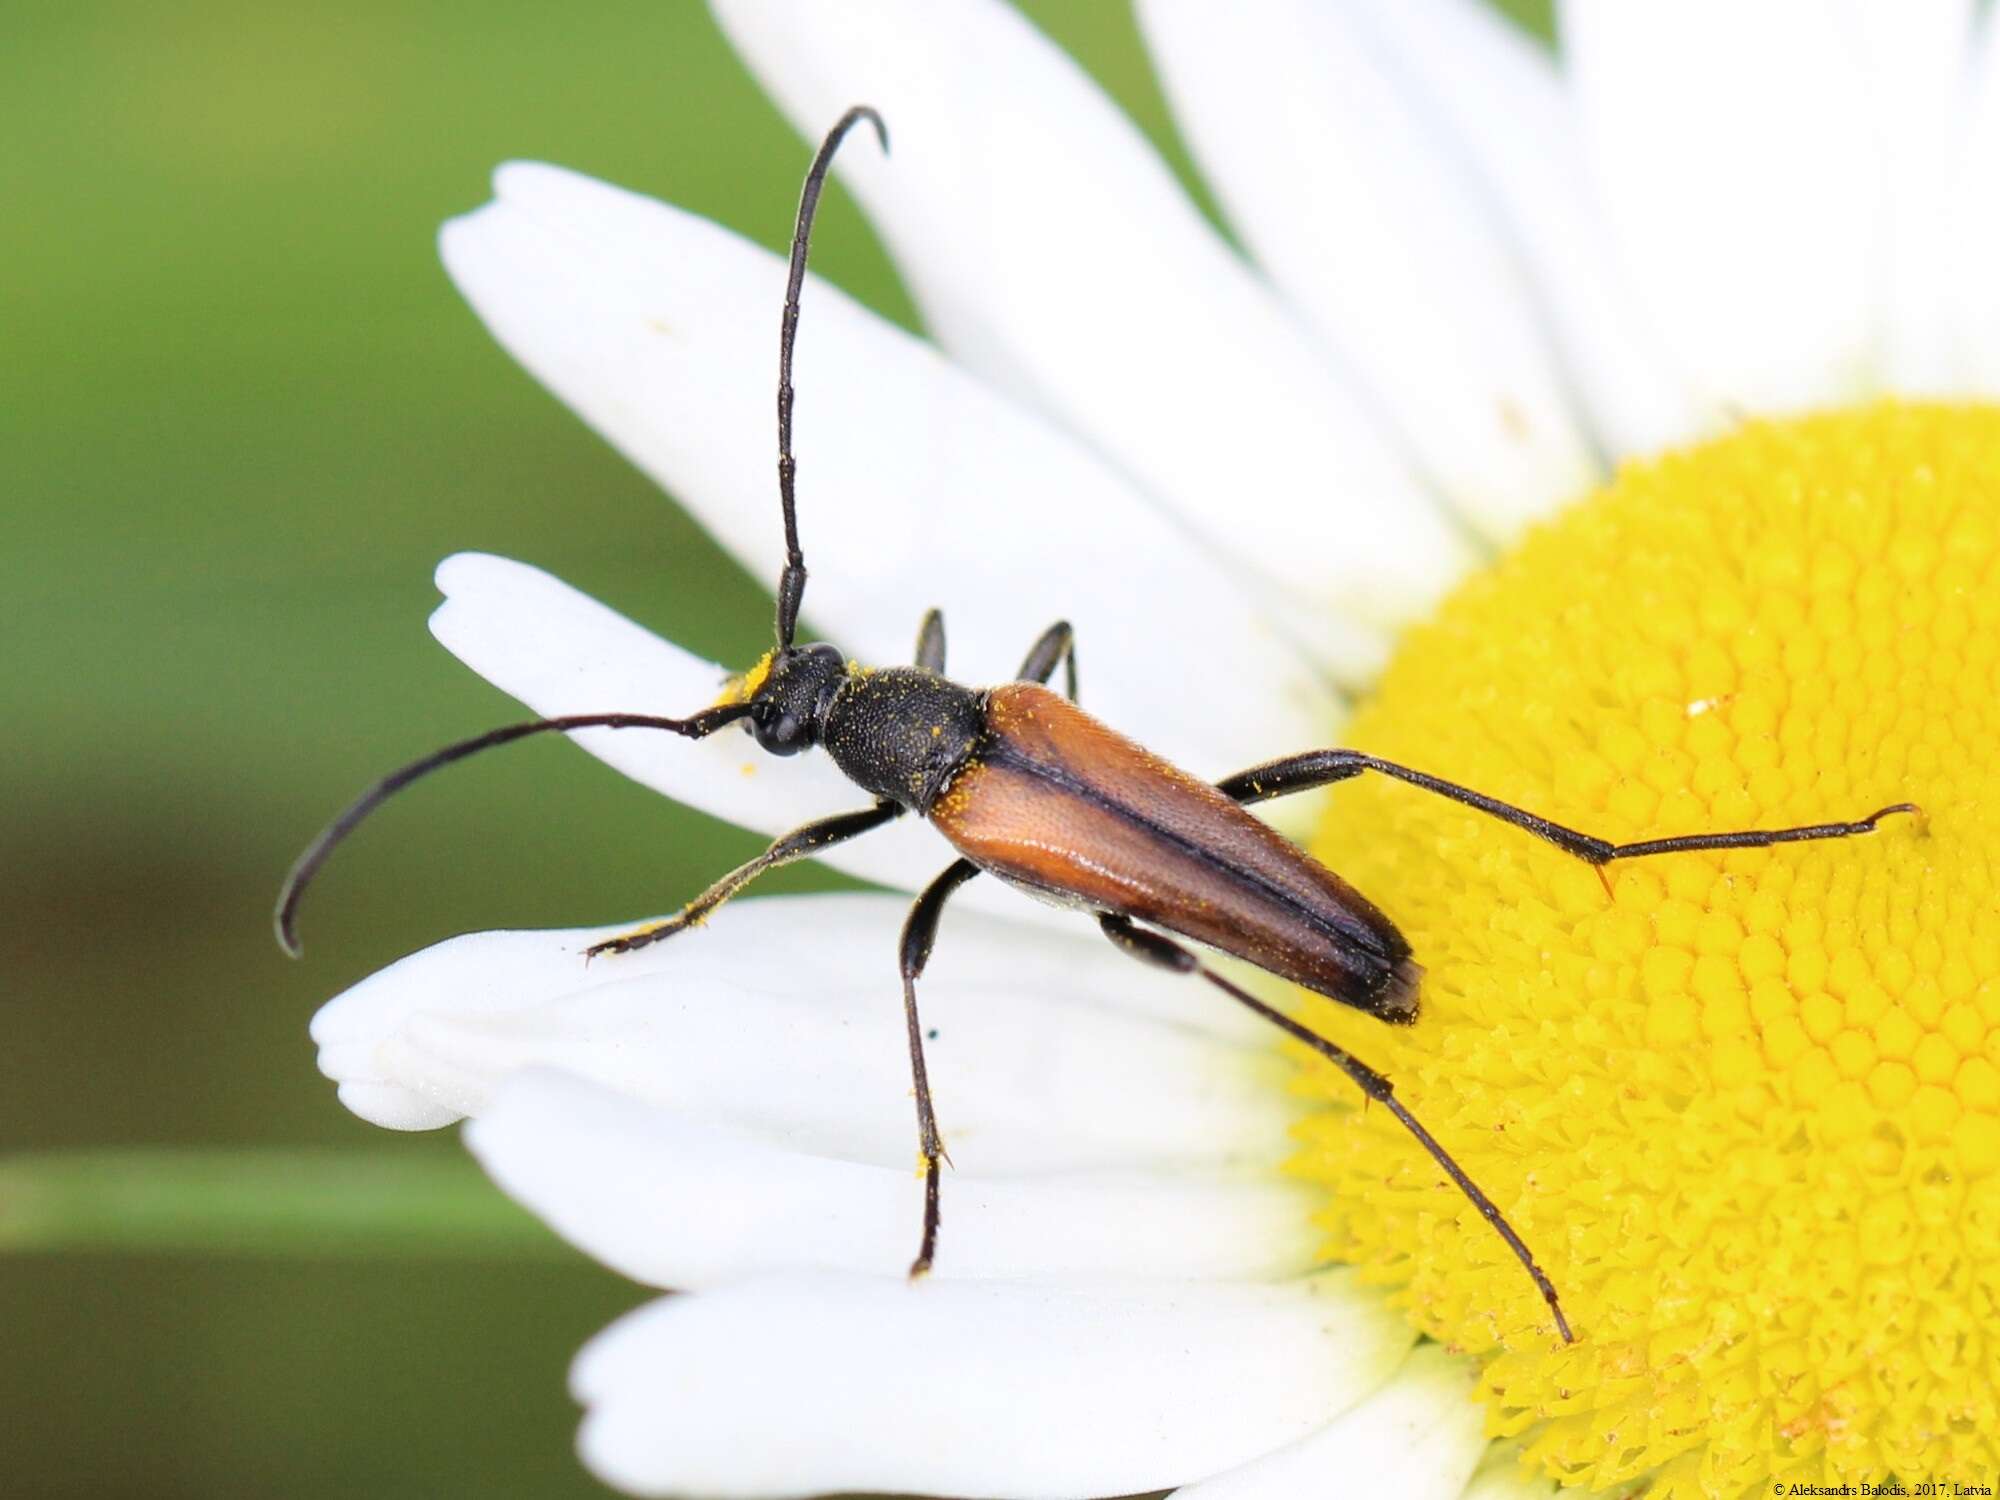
[913,608,946,673]
[898,857,982,1277]
[1217,749,1918,874]
[586,800,903,958]
[1094,911,1573,1344]
[1016,620,1078,701]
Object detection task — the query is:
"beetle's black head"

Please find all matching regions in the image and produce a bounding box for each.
[736,641,848,756]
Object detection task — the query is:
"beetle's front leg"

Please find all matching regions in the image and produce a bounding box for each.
[587,800,903,959]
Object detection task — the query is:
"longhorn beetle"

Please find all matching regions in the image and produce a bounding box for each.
[279,106,1920,1345]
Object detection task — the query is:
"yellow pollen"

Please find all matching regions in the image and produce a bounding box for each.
[1288,404,2000,1492]
[716,649,776,707]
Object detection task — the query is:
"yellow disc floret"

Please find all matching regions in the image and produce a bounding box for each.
[1290,404,2000,1493]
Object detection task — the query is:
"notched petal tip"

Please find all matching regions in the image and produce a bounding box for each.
[430,549,517,601]
[435,193,514,279]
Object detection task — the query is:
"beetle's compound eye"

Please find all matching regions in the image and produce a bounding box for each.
[751,704,813,756]
[745,641,842,756]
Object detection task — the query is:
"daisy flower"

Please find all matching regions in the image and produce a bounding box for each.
[301,1,2000,1495]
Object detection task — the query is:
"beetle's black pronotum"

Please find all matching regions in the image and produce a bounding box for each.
[279,106,1921,1346]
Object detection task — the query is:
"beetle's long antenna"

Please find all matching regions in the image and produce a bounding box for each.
[274,705,749,957]
[774,104,888,649]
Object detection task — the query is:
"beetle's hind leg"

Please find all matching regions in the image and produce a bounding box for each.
[1218,749,1918,876]
[587,800,903,959]
[1017,620,1078,701]
[898,858,982,1277]
[1095,911,1574,1344]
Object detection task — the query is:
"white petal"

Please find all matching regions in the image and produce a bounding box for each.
[1461,1447,1562,1500]
[439,166,1336,764]
[1560,0,1880,414]
[1954,6,2000,392]
[571,1270,1414,1500]
[428,550,1012,907]
[431,546,1350,899]
[1338,0,1712,457]
[1138,0,1600,543]
[711,0,1475,679]
[311,892,1299,1171]
[1844,0,1977,392]
[1171,1343,1484,1500]
[467,1068,1318,1286]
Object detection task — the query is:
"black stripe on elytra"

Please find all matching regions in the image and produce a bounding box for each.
[979,736,1404,966]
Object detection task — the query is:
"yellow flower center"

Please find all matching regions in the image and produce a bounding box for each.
[1290,403,2000,1492]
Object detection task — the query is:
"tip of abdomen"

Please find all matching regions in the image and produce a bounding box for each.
[1372,956,1424,1024]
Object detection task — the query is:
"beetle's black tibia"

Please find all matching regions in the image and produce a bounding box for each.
[1016,619,1079,702]
[913,607,946,674]
[1097,911,1572,1343]
[899,856,981,1278]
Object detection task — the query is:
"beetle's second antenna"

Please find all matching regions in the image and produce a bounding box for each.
[774,104,888,649]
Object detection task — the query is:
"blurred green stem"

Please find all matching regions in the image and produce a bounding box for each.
[0,1148,572,1259]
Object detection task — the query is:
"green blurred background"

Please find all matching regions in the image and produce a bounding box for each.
[4,2,1545,1495]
